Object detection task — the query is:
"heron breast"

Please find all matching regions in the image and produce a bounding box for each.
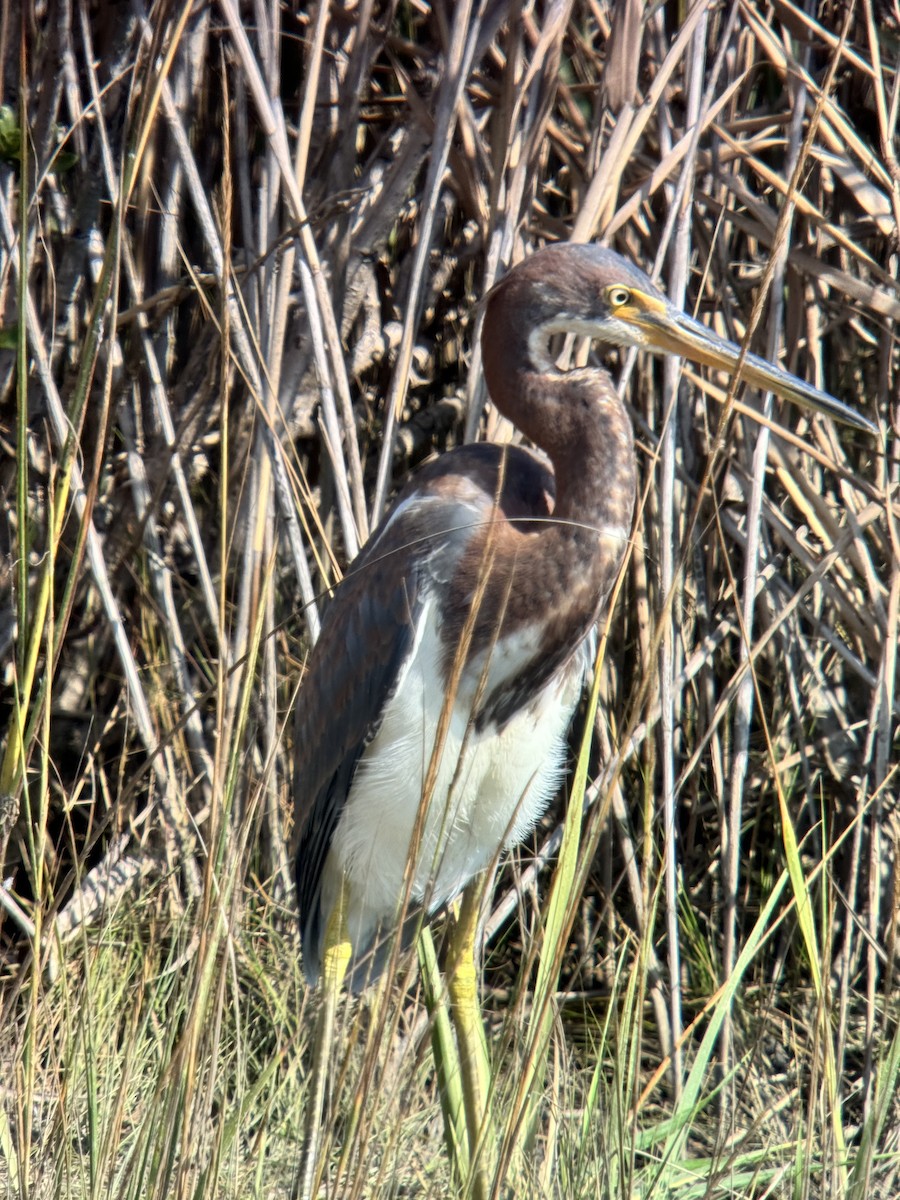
[325,607,584,955]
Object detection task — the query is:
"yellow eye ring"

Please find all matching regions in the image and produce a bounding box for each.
[606,285,631,308]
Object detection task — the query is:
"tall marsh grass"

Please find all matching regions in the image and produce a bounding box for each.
[1,2,897,1197]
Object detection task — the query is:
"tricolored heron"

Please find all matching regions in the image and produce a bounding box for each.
[293,243,875,1194]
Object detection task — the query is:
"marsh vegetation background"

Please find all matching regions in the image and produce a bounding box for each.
[0,1,898,1196]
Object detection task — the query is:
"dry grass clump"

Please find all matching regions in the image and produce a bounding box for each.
[0,2,898,1198]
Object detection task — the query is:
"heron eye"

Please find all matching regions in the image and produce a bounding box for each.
[607,286,631,308]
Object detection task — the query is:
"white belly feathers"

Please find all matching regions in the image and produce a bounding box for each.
[321,597,583,959]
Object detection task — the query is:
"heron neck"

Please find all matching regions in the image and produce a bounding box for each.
[483,332,636,536]
[451,356,636,728]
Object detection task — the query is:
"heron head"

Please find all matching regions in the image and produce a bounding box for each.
[497,244,876,436]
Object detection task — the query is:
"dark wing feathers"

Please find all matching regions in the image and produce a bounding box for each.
[293,539,425,975]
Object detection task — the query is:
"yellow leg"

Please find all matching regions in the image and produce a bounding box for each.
[446,880,495,1200]
[298,879,352,1200]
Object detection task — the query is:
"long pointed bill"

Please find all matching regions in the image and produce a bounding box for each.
[636,304,878,436]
